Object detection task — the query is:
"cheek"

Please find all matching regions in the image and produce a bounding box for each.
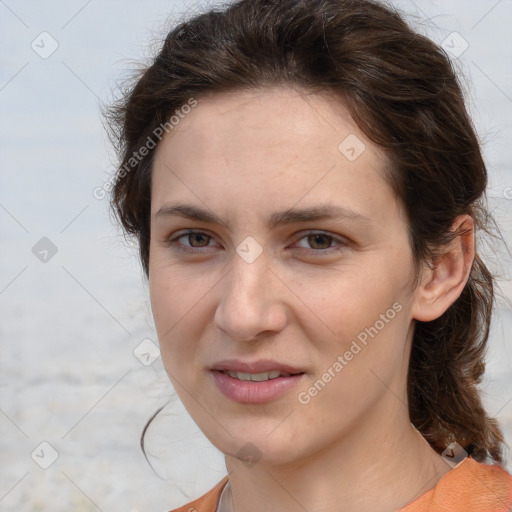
[288,260,412,394]
[294,306,410,439]
[148,263,210,370]
[286,261,408,340]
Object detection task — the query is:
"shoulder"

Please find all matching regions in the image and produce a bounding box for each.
[401,457,512,511]
[168,476,229,512]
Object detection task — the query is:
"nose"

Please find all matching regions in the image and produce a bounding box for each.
[214,251,288,342]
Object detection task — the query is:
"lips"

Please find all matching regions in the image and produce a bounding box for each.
[211,371,305,404]
[210,358,305,375]
[210,359,306,403]
[221,370,291,381]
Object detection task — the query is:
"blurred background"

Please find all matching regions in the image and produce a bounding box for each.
[0,0,511,510]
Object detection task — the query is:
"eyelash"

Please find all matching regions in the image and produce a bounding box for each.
[165,230,349,256]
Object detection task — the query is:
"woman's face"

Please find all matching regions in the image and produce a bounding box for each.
[149,87,421,465]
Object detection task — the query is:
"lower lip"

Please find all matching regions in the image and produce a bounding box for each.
[211,370,305,404]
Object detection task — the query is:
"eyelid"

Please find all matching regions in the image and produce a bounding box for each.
[164,228,349,254]
[166,229,222,250]
[290,230,350,251]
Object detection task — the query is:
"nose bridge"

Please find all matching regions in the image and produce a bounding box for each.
[225,252,270,313]
[214,249,285,341]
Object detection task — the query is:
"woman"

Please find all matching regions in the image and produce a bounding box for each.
[106,0,512,510]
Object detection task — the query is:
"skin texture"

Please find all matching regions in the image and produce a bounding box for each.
[148,87,475,512]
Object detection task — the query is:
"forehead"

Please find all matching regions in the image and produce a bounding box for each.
[156,87,367,161]
[151,86,396,224]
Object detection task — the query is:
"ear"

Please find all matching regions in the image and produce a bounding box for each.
[412,215,475,322]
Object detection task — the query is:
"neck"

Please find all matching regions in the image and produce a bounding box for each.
[220,399,450,512]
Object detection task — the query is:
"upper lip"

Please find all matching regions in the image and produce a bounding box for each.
[211,359,305,374]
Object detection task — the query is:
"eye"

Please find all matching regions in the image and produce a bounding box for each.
[166,230,220,253]
[292,231,348,253]
[181,232,214,248]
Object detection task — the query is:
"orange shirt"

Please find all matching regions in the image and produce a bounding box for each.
[168,457,512,512]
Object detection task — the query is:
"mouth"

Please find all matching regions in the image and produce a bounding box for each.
[210,361,306,403]
[211,358,305,375]
[218,369,304,381]
[211,370,305,404]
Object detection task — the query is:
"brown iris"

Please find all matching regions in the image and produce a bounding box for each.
[307,233,333,249]
[188,233,211,247]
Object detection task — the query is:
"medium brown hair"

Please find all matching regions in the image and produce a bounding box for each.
[106,0,505,464]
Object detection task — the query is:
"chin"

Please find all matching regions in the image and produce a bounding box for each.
[209,423,305,467]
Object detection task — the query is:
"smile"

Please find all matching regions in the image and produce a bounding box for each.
[221,370,294,381]
[212,370,305,403]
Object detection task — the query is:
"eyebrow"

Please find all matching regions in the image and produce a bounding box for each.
[154,203,373,229]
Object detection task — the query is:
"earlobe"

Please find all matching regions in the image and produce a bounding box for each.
[412,215,475,322]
